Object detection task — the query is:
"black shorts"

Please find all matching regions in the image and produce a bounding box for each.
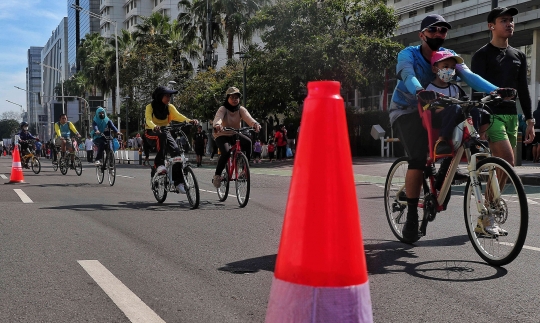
[195,146,205,156]
[394,112,428,170]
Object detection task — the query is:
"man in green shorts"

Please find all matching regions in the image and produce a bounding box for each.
[471,7,535,236]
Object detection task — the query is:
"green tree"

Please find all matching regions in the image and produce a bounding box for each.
[0,118,20,138]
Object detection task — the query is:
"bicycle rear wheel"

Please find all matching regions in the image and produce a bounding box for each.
[107,151,116,186]
[217,168,229,202]
[52,160,58,171]
[384,157,428,242]
[59,158,68,175]
[235,153,250,207]
[31,157,41,174]
[74,156,82,176]
[183,166,200,209]
[464,157,528,266]
[152,173,168,203]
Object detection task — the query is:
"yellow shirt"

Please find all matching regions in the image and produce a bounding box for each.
[54,121,79,138]
[145,103,191,129]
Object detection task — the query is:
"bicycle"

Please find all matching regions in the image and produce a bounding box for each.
[384,93,528,266]
[95,130,116,186]
[151,123,200,209]
[20,140,41,174]
[214,127,252,208]
[55,141,82,176]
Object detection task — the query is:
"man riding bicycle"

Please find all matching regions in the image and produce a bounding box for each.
[212,87,261,188]
[145,86,198,194]
[92,107,119,166]
[54,114,81,167]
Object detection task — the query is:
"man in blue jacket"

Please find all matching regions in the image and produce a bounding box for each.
[389,14,506,243]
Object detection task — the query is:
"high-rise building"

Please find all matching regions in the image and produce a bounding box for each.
[26,47,45,139]
[68,0,101,74]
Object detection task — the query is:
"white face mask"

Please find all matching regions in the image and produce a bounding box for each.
[437,68,455,83]
[23,126,28,131]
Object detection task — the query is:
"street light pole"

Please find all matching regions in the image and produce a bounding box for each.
[235,52,250,107]
[6,100,24,115]
[71,4,120,130]
[36,62,65,114]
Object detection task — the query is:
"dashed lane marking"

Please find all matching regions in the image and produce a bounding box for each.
[1,174,7,179]
[14,189,33,203]
[498,242,540,252]
[78,260,166,323]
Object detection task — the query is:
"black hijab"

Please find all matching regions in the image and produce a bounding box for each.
[151,87,170,120]
[223,96,240,112]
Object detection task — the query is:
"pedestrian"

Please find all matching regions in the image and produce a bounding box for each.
[275,125,287,161]
[287,123,296,156]
[471,6,535,165]
[268,140,275,162]
[253,139,262,163]
[35,139,42,158]
[85,136,94,162]
[193,125,208,167]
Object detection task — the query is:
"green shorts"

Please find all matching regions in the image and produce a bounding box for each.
[485,114,518,147]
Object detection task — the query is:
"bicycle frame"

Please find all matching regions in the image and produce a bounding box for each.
[225,138,242,181]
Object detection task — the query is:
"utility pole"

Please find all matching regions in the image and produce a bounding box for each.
[205,0,213,69]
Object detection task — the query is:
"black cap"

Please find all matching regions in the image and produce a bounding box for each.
[152,86,178,100]
[420,14,452,31]
[487,7,518,23]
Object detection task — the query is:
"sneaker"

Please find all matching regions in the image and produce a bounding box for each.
[402,216,420,243]
[95,160,101,166]
[475,214,508,236]
[435,139,452,156]
[177,183,186,194]
[156,165,167,174]
[212,174,221,188]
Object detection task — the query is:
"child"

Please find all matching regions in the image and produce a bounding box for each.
[253,139,262,163]
[267,140,275,162]
[427,50,468,156]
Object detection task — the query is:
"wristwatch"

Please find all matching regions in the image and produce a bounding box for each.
[527,118,536,125]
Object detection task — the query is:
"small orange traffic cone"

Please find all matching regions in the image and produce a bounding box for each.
[265,81,372,322]
[7,145,25,184]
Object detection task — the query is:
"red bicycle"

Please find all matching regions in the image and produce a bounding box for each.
[215,127,253,207]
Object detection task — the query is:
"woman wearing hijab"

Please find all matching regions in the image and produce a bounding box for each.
[212,87,261,188]
[92,107,119,166]
[145,86,198,194]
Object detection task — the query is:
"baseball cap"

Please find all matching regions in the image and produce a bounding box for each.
[431,51,464,66]
[420,14,452,31]
[225,87,242,97]
[487,7,518,23]
[152,86,178,100]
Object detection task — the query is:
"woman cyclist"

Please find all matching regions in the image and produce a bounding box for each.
[212,87,261,188]
[145,86,198,194]
[92,107,119,166]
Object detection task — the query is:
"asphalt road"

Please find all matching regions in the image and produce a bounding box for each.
[1,156,540,322]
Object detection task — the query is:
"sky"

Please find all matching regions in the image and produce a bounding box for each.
[0,1,66,118]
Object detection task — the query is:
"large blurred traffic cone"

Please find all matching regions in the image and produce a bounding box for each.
[7,145,25,184]
[265,81,372,322]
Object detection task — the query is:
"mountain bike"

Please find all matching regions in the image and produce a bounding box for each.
[20,140,41,174]
[384,93,528,266]
[59,150,83,176]
[214,127,253,208]
[151,123,200,209]
[95,130,116,186]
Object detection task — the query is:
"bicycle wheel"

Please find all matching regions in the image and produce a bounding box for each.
[235,153,250,207]
[463,157,528,266]
[183,166,200,209]
[217,167,229,202]
[96,159,105,184]
[52,157,58,171]
[152,173,168,203]
[107,151,116,186]
[74,156,83,176]
[31,157,41,174]
[384,157,429,242]
[59,158,68,175]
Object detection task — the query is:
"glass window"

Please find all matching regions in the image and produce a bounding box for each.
[425,5,434,12]
[409,10,417,18]
[443,0,452,8]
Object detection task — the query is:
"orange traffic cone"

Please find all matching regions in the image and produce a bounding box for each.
[265,81,372,323]
[7,145,25,184]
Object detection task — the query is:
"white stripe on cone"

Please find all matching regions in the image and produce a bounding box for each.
[12,162,22,168]
[265,277,373,323]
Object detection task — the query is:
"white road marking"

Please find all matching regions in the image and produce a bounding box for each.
[14,189,33,203]
[200,189,237,197]
[118,175,134,178]
[498,242,540,252]
[1,174,7,179]
[78,260,166,323]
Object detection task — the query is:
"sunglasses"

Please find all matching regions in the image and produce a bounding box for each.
[422,26,448,34]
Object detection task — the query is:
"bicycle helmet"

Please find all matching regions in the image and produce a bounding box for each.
[20,121,28,128]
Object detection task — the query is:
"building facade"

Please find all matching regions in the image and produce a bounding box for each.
[26,47,44,138]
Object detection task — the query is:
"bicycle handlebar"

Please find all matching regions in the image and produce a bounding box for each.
[429,93,515,115]
[221,126,254,133]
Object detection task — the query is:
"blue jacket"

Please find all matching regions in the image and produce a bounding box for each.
[18,130,36,141]
[389,45,498,124]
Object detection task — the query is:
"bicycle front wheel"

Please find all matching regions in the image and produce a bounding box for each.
[152,173,168,203]
[31,157,41,174]
[107,151,116,186]
[96,160,104,184]
[235,153,250,207]
[59,158,68,175]
[217,168,229,202]
[464,157,528,266]
[52,160,58,171]
[183,166,200,209]
[74,156,83,176]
